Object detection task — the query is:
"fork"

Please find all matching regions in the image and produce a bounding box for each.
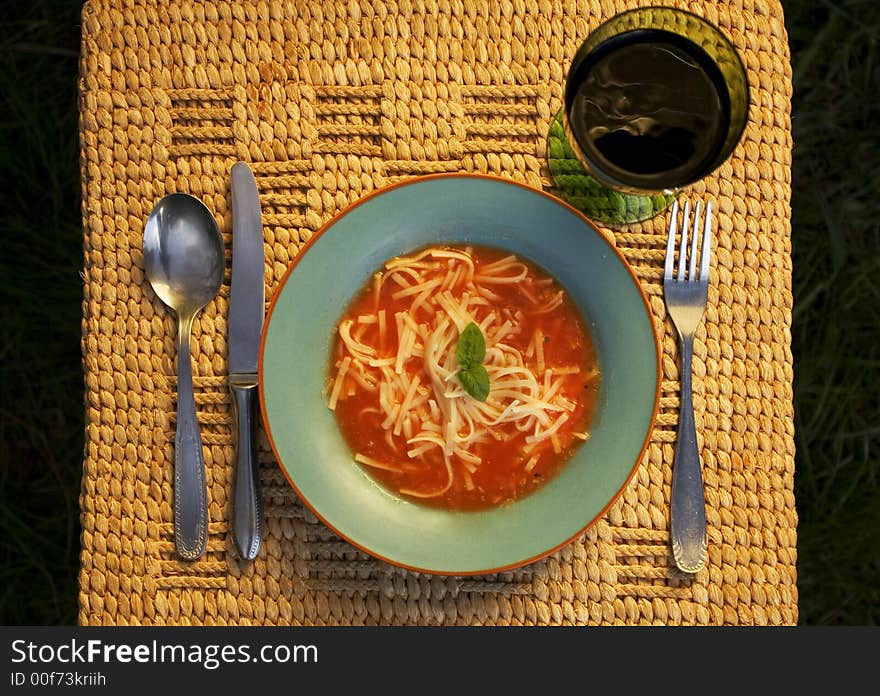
[663,199,712,574]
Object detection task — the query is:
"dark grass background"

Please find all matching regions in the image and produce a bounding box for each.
[1,0,877,626]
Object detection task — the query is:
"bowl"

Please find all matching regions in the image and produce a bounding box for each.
[259,174,660,575]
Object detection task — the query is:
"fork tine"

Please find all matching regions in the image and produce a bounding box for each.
[699,201,713,283]
[664,199,679,281]
[689,201,702,281]
[677,200,690,282]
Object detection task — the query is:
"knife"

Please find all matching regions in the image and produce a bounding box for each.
[229,161,265,561]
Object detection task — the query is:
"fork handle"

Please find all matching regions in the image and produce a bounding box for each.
[670,335,708,573]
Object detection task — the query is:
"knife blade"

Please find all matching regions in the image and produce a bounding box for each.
[228,161,265,561]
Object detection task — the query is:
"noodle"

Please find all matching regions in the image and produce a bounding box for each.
[327,245,600,510]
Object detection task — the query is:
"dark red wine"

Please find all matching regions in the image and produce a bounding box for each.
[565,29,731,190]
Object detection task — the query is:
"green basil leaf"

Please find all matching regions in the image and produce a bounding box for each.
[458,365,490,402]
[456,322,486,368]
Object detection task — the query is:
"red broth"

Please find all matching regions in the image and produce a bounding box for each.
[327,245,600,511]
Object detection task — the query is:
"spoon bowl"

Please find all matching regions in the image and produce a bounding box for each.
[143,193,225,560]
[143,193,226,314]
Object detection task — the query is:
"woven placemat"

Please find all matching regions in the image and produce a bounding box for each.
[77,0,796,625]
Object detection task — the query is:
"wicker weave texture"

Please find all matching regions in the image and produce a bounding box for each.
[78,0,796,625]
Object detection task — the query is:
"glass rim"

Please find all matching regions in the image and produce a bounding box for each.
[562,6,751,195]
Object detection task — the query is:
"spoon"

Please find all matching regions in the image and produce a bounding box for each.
[143,193,225,561]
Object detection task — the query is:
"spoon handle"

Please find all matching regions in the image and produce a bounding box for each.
[174,314,209,560]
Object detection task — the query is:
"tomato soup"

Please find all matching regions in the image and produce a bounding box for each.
[326,245,600,511]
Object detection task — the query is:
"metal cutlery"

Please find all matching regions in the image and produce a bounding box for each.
[663,198,713,574]
[228,162,266,561]
[143,194,225,560]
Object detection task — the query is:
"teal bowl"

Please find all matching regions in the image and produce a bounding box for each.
[259,174,660,574]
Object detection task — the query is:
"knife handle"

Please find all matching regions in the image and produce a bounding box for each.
[230,378,264,561]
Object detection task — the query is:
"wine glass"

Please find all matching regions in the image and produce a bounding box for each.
[547,7,750,226]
